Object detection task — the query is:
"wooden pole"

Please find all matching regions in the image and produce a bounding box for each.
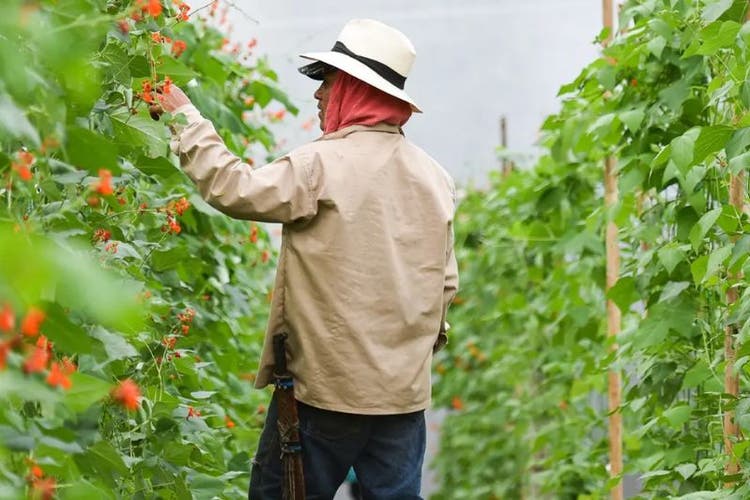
[602,2,623,499]
[500,116,512,177]
[722,3,750,486]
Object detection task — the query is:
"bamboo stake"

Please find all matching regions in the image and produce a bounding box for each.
[722,2,750,485]
[602,1,623,499]
[500,116,512,177]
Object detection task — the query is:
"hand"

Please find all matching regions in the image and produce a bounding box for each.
[158,84,191,113]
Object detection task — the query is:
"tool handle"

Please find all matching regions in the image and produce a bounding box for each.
[273,333,288,374]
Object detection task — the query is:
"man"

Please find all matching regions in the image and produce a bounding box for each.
[160,18,458,499]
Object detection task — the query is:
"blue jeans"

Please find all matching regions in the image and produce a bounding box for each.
[249,394,425,499]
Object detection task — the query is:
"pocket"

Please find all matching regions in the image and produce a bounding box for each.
[298,403,364,441]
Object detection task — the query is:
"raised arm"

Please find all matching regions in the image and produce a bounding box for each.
[160,86,319,223]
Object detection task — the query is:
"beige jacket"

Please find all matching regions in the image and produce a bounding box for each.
[172,104,458,414]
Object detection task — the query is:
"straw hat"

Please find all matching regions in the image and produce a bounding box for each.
[298,19,421,112]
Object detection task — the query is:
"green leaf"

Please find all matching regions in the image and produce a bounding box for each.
[65,373,111,412]
[703,245,732,283]
[66,126,121,174]
[658,281,690,303]
[0,93,41,146]
[607,277,640,312]
[647,36,667,58]
[659,79,690,112]
[702,0,734,22]
[191,474,225,500]
[726,127,750,158]
[42,302,94,354]
[682,359,713,388]
[694,125,733,164]
[158,56,198,85]
[190,391,217,399]
[110,109,170,159]
[729,151,750,175]
[671,128,699,172]
[689,207,722,250]
[658,244,689,274]
[691,255,709,284]
[74,440,129,487]
[675,462,698,480]
[697,21,741,56]
[151,245,191,272]
[90,326,139,356]
[620,108,646,133]
[663,405,691,428]
[133,155,181,179]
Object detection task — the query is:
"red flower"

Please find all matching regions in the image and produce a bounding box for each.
[0,341,11,370]
[451,395,464,411]
[250,224,258,244]
[261,250,270,263]
[163,75,173,95]
[21,307,45,337]
[94,169,113,196]
[29,464,43,479]
[61,356,77,375]
[117,19,130,34]
[174,197,189,215]
[171,39,187,57]
[112,379,141,411]
[187,406,201,419]
[46,362,73,390]
[0,304,14,332]
[30,476,56,500]
[93,228,111,243]
[148,0,163,16]
[23,346,50,374]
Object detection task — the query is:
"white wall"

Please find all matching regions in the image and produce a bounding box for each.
[228,0,602,185]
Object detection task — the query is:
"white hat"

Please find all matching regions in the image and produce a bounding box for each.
[298,19,421,112]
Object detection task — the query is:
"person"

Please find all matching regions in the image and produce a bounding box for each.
[159,18,458,500]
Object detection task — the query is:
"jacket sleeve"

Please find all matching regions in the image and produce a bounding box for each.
[434,191,459,353]
[171,105,319,223]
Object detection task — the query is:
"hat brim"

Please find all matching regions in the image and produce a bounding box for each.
[299,51,422,113]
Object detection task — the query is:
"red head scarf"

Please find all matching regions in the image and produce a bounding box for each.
[323,72,412,134]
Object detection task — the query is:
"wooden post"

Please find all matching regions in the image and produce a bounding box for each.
[603,2,623,499]
[722,3,750,485]
[500,116,512,177]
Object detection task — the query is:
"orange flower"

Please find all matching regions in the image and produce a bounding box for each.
[225,415,235,428]
[117,19,130,34]
[23,346,50,374]
[30,476,56,500]
[46,362,73,390]
[174,197,189,215]
[163,75,173,95]
[261,250,270,263]
[93,228,111,243]
[150,32,163,43]
[187,406,201,419]
[29,464,43,479]
[94,169,113,196]
[21,308,45,337]
[250,224,258,244]
[171,39,187,57]
[0,341,11,370]
[146,0,162,17]
[0,303,14,332]
[451,395,464,411]
[112,379,141,411]
[61,356,77,375]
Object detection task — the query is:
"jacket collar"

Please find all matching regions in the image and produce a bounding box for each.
[318,123,402,141]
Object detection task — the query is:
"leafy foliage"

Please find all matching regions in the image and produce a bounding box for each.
[0,0,294,497]
[434,0,750,498]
